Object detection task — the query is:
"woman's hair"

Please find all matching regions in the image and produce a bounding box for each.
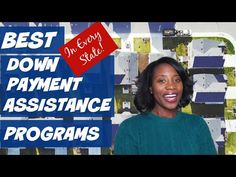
[134,57,193,113]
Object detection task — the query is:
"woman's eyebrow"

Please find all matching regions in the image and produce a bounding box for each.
[154,74,180,77]
[153,75,167,78]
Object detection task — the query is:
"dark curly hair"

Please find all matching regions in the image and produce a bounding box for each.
[134,57,193,113]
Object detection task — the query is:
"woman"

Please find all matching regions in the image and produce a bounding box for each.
[114,57,217,155]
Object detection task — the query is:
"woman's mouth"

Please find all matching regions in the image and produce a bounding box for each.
[163,94,177,103]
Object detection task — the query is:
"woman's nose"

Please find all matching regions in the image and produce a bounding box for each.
[166,82,176,90]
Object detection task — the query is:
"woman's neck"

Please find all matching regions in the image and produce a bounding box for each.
[151,107,177,118]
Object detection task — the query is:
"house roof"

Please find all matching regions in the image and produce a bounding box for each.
[193,74,227,92]
[194,92,225,103]
[149,22,175,33]
[115,74,125,85]
[103,22,175,34]
[214,74,227,82]
[115,52,138,85]
[193,56,224,68]
[192,39,223,56]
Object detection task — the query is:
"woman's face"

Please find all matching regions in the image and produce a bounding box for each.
[150,63,183,115]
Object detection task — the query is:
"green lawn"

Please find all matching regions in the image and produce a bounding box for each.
[133,38,151,53]
[176,43,187,56]
[224,67,236,86]
[180,62,188,70]
[181,104,192,114]
[224,99,236,120]
[113,38,121,49]
[225,132,236,154]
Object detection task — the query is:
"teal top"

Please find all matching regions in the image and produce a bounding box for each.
[114,112,217,155]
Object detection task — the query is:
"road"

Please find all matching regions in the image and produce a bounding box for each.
[225,120,236,132]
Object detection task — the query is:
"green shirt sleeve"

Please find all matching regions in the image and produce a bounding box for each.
[196,118,217,155]
[114,119,139,155]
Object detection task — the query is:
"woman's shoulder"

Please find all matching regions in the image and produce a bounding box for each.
[180,112,201,118]
[119,113,148,127]
[179,112,205,123]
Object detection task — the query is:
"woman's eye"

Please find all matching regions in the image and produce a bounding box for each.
[158,79,166,83]
[175,78,181,83]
